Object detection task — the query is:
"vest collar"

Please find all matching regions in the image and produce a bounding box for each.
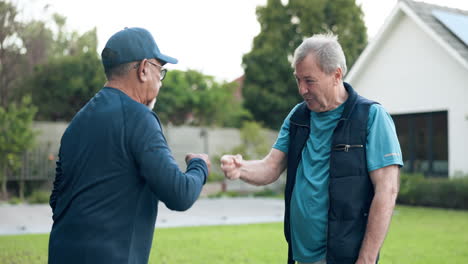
[290,82,358,126]
[341,82,358,121]
[289,102,310,127]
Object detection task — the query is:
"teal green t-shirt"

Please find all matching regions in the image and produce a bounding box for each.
[273,102,403,263]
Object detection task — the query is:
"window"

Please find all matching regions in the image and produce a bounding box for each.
[392,111,448,177]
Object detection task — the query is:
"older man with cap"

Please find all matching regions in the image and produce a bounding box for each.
[48,27,210,264]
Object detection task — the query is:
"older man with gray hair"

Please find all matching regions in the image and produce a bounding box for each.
[221,33,402,264]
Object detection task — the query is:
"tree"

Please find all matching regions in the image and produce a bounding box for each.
[0,1,61,107]
[0,1,104,121]
[156,69,251,155]
[0,96,37,199]
[0,1,23,108]
[242,0,367,129]
[20,24,105,121]
[26,44,105,121]
[190,73,250,128]
[0,2,104,199]
[19,20,54,74]
[289,0,368,67]
[157,69,251,128]
[156,70,200,125]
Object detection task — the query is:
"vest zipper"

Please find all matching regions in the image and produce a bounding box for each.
[333,144,364,152]
[289,120,309,128]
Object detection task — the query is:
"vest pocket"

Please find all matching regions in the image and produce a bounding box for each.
[328,175,373,263]
[330,144,365,178]
[329,175,370,220]
[328,216,367,263]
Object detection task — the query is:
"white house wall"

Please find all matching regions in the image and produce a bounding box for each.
[347,14,468,176]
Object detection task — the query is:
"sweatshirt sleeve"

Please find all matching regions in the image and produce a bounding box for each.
[131,112,207,211]
[366,104,404,171]
[49,157,62,213]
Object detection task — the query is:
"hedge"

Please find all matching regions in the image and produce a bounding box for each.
[397,173,468,210]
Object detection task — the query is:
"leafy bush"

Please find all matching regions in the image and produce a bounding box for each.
[207,191,243,198]
[252,188,283,198]
[207,189,283,199]
[207,172,224,183]
[27,190,50,204]
[397,173,468,210]
[8,197,23,205]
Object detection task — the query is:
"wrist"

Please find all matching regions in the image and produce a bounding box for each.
[238,166,249,182]
[187,158,208,184]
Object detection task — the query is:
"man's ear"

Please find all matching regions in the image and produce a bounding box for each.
[136,59,149,83]
[334,67,343,85]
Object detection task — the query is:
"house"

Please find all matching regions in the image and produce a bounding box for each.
[345,0,468,177]
[232,75,245,101]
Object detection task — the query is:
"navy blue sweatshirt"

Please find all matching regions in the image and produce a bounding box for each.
[48,87,207,264]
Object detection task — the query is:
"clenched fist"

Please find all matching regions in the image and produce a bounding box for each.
[185,153,211,174]
[220,154,243,180]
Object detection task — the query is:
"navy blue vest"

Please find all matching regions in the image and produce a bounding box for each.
[284,83,378,264]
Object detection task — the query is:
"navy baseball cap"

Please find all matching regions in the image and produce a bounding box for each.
[101,27,178,69]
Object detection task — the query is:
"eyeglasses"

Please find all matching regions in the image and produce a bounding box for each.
[146,61,167,81]
[134,60,167,81]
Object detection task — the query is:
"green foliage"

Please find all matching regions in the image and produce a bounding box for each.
[1,206,468,263]
[208,189,282,199]
[0,96,37,198]
[3,2,248,125]
[242,0,300,130]
[207,190,244,198]
[49,14,99,58]
[252,188,283,198]
[1,1,104,121]
[294,0,368,67]
[398,173,468,209]
[242,0,368,129]
[206,171,225,183]
[229,121,270,160]
[18,20,54,72]
[156,70,195,125]
[212,121,271,174]
[26,50,105,121]
[193,79,250,128]
[27,190,50,204]
[398,172,424,198]
[157,69,251,127]
[8,196,23,205]
[0,1,23,108]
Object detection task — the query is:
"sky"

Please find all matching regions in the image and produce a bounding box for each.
[15,0,468,82]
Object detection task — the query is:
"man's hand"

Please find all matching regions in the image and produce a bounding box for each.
[185,153,211,174]
[220,154,243,180]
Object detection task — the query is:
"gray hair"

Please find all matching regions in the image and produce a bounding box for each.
[104,62,136,81]
[292,33,347,76]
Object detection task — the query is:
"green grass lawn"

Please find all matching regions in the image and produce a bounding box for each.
[0,205,467,264]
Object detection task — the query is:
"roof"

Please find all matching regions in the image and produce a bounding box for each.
[403,0,468,61]
[346,0,468,83]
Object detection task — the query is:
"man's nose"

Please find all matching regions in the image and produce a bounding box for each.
[298,81,307,96]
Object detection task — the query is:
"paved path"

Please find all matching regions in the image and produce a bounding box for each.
[0,197,284,235]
